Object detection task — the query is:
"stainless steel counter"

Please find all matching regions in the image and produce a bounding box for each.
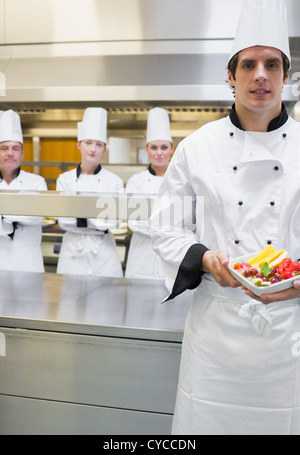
[0,272,192,435]
[0,271,190,341]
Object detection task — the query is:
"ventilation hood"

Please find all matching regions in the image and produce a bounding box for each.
[0,39,299,111]
[0,0,299,111]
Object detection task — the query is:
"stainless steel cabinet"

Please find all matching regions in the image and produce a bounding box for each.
[0,272,191,435]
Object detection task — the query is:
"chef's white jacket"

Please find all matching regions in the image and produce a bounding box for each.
[0,169,47,272]
[125,166,164,279]
[150,105,300,435]
[56,165,124,277]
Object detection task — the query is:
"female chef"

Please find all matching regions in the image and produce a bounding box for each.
[56,107,123,278]
[0,109,47,272]
[150,0,300,435]
[125,107,174,279]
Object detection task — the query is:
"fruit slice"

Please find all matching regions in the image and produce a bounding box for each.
[263,248,286,264]
[269,250,289,268]
[257,249,285,267]
[247,245,275,265]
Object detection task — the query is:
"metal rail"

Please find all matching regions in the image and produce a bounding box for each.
[0,190,154,220]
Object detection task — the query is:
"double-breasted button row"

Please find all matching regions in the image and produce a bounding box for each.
[237,201,276,206]
[233,165,281,172]
[234,239,273,245]
[229,132,287,139]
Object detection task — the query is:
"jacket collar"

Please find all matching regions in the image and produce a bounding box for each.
[76,163,101,179]
[229,103,288,132]
[148,164,156,176]
[0,167,21,182]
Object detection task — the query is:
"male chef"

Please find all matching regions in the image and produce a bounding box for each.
[150,0,300,435]
[0,109,47,272]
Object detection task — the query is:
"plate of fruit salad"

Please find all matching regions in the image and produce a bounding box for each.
[228,245,300,296]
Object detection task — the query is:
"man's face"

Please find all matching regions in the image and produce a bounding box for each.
[0,141,23,173]
[228,46,289,115]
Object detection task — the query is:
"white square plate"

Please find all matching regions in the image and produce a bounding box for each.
[228,251,300,296]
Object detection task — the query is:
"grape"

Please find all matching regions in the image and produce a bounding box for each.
[269,268,276,277]
[270,278,278,284]
[251,268,258,276]
[256,272,263,279]
[275,273,283,282]
[244,269,252,278]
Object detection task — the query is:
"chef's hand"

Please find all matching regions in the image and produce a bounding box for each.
[242,279,300,304]
[201,249,241,288]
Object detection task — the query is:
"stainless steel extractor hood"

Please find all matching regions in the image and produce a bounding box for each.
[0,0,299,111]
[0,40,299,111]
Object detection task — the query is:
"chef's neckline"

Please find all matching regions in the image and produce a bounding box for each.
[148,164,156,176]
[229,103,288,132]
[0,167,21,182]
[76,164,101,178]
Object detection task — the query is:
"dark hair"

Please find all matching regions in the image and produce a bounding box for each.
[227,51,290,92]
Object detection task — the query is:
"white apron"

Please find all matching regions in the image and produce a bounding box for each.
[125,168,164,279]
[150,114,300,435]
[172,279,300,435]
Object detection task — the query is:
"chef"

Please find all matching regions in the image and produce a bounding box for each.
[0,109,47,272]
[150,0,300,435]
[125,107,174,279]
[56,107,124,278]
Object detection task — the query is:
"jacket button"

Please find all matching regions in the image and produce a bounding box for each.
[230,132,234,137]
[270,201,275,206]
[274,166,279,171]
[235,240,240,244]
[238,201,243,206]
[282,133,287,139]
[267,240,272,245]
[233,166,238,171]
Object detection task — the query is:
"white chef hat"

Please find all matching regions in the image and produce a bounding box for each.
[0,109,23,144]
[77,107,107,143]
[146,107,172,144]
[229,0,291,68]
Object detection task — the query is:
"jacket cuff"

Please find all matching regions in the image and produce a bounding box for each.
[76,218,88,228]
[165,243,209,301]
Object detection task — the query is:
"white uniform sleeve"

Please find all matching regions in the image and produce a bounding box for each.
[0,216,14,236]
[89,179,124,231]
[2,176,47,226]
[149,144,207,295]
[56,174,79,232]
[57,173,124,233]
[126,175,151,235]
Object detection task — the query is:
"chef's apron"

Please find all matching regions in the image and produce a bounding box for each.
[172,278,300,435]
[57,231,123,278]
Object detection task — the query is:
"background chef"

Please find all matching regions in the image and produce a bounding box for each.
[125,107,174,280]
[0,109,47,272]
[56,107,124,278]
[150,0,300,435]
